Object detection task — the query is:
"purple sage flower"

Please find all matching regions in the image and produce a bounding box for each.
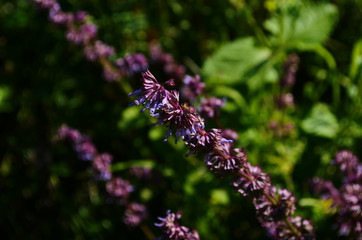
[277,216,315,240]
[199,97,226,119]
[74,11,88,22]
[106,177,134,200]
[103,67,120,82]
[205,142,246,176]
[254,187,296,221]
[180,75,205,103]
[276,93,294,109]
[75,141,97,161]
[185,128,232,155]
[220,129,239,141]
[123,202,148,227]
[49,6,73,25]
[93,40,115,58]
[161,100,204,142]
[129,70,174,114]
[92,153,113,180]
[129,166,153,180]
[58,124,82,143]
[232,162,271,196]
[312,150,362,239]
[310,178,342,207]
[116,53,149,77]
[337,184,362,238]
[155,210,200,240]
[334,150,361,183]
[280,54,299,88]
[33,0,58,9]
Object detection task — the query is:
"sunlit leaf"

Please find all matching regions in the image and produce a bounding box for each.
[202,37,271,85]
[210,189,229,205]
[265,3,338,48]
[301,103,339,138]
[349,39,362,80]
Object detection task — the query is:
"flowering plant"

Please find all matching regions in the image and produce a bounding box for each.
[1,0,362,239]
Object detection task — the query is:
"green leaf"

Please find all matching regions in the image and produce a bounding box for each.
[184,167,209,195]
[210,189,229,205]
[202,37,271,85]
[111,159,155,171]
[301,103,339,138]
[265,3,338,48]
[0,85,11,111]
[349,39,362,80]
[117,106,146,130]
[299,198,337,221]
[295,44,336,70]
[212,85,247,110]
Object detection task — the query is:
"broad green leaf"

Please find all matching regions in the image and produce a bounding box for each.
[301,103,339,138]
[202,37,271,85]
[265,3,338,48]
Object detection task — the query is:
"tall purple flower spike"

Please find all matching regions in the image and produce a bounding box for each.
[130,71,315,239]
[32,0,148,81]
[155,210,200,240]
[312,150,362,239]
[57,125,147,227]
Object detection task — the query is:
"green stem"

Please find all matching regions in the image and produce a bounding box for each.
[244,5,270,47]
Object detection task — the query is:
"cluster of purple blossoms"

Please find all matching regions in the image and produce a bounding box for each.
[58,125,111,180]
[254,187,296,220]
[280,54,299,88]
[205,142,246,176]
[116,53,149,77]
[268,120,295,138]
[261,216,315,240]
[149,43,186,82]
[221,129,239,142]
[268,55,299,136]
[232,163,270,196]
[130,70,204,142]
[276,93,294,109]
[254,188,314,240]
[83,40,115,61]
[154,210,200,240]
[32,0,148,82]
[199,97,226,119]
[123,202,148,227]
[273,54,299,111]
[312,150,362,239]
[57,125,148,227]
[130,70,315,239]
[180,75,205,103]
[129,166,154,180]
[106,177,134,200]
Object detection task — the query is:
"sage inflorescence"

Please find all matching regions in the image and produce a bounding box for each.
[312,150,362,239]
[32,0,148,82]
[130,70,315,239]
[57,125,148,227]
[33,0,316,239]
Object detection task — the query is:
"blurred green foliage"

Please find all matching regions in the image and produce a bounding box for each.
[1,0,362,239]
